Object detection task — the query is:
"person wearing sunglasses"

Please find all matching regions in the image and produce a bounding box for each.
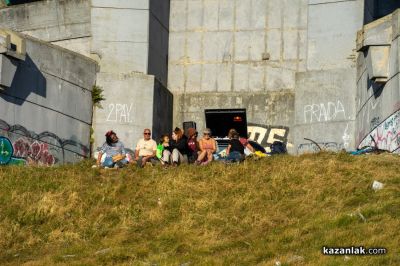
[134,129,157,168]
[195,128,216,165]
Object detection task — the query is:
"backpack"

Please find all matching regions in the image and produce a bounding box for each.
[270,141,287,155]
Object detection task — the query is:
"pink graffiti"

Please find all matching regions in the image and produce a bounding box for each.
[359,110,400,152]
[13,138,56,165]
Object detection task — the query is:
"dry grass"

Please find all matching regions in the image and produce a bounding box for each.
[0,152,399,265]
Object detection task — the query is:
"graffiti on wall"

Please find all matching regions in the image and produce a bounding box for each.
[247,123,289,152]
[0,119,89,165]
[358,110,400,153]
[304,100,346,123]
[106,103,134,123]
[0,137,26,165]
[297,142,346,153]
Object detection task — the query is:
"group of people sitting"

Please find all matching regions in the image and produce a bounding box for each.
[96,127,256,169]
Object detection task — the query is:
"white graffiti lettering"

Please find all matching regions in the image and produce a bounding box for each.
[106,103,134,123]
[304,100,346,123]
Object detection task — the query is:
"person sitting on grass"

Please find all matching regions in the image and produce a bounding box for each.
[97,130,128,168]
[157,134,172,166]
[134,128,157,168]
[195,128,217,165]
[169,127,189,166]
[228,128,254,154]
[186,127,199,164]
[225,130,245,163]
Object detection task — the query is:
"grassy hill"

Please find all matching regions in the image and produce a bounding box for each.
[0,152,399,265]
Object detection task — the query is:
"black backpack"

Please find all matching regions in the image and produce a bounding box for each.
[270,141,287,155]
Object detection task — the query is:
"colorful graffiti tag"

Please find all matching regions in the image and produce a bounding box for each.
[0,136,26,165]
[0,119,89,165]
[358,110,400,153]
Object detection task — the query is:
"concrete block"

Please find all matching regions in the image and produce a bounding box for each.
[95,42,148,74]
[92,0,149,9]
[0,54,17,88]
[235,0,252,30]
[201,63,218,92]
[219,0,234,30]
[283,30,298,60]
[249,64,265,91]
[187,0,203,30]
[186,64,202,92]
[91,8,149,43]
[299,30,307,61]
[252,0,267,29]
[187,32,203,62]
[168,33,186,63]
[170,0,187,32]
[234,31,251,61]
[216,63,232,92]
[307,0,363,70]
[203,0,219,30]
[52,37,91,58]
[283,0,300,29]
[168,64,185,93]
[266,66,295,90]
[366,45,390,82]
[203,31,219,61]
[267,0,282,29]
[250,31,265,61]
[233,63,249,91]
[266,29,282,61]
[218,32,234,62]
[0,0,90,42]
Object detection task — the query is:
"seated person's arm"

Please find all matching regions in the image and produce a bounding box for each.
[97,151,103,166]
[246,143,255,152]
[226,144,231,155]
[134,148,139,160]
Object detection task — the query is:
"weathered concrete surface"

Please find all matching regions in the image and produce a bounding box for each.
[0,0,90,42]
[307,0,363,70]
[0,0,91,56]
[169,0,308,95]
[356,10,400,152]
[294,69,356,154]
[94,72,155,151]
[174,90,294,152]
[0,30,97,164]
[91,0,173,152]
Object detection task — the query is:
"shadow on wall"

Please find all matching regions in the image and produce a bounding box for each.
[0,54,46,104]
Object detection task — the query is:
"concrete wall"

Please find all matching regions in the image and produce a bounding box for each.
[293,0,363,154]
[356,11,400,153]
[0,30,97,165]
[0,0,91,56]
[168,0,308,151]
[91,0,173,153]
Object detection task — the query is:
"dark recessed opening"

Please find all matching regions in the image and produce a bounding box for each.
[205,109,247,138]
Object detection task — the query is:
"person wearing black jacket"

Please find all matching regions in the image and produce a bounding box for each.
[170,127,189,166]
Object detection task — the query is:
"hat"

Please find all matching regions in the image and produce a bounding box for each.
[187,127,197,137]
[105,130,116,137]
[203,128,211,134]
